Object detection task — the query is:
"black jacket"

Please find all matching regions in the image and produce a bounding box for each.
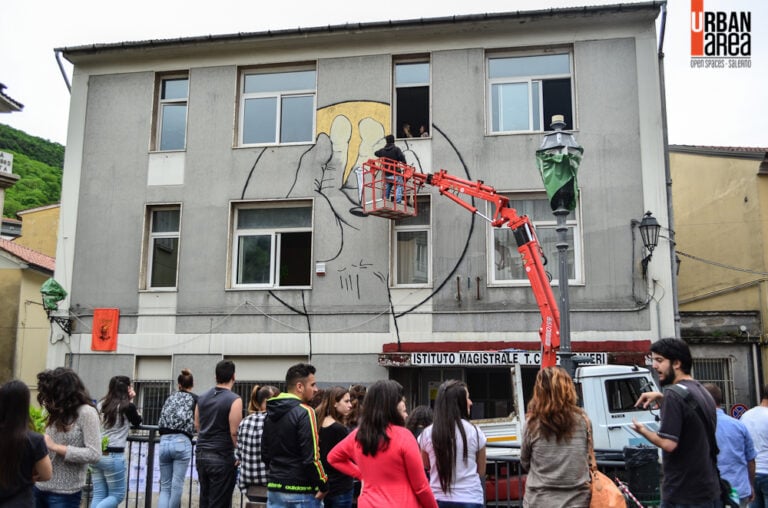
[262,393,328,493]
[375,143,406,164]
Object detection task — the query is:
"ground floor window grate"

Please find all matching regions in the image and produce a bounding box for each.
[692,357,734,409]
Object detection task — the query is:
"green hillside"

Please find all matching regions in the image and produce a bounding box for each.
[0,123,64,218]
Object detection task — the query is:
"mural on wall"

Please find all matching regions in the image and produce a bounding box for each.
[244,100,476,349]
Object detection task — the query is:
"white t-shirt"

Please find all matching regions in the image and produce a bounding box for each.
[418,419,487,502]
[740,406,768,474]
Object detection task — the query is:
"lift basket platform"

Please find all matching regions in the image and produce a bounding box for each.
[360,158,418,219]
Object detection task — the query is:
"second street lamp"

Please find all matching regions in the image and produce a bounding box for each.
[535,115,583,376]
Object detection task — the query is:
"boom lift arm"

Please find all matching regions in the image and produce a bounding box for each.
[362,158,561,368]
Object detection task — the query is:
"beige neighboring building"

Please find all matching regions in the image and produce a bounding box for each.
[14,204,60,257]
[0,239,55,391]
[671,145,768,407]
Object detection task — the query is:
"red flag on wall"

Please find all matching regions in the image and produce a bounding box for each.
[92,308,119,351]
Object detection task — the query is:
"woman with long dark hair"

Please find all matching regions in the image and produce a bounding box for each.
[316,386,354,508]
[90,375,143,508]
[328,380,437,508]
[521,366,591,507]
[0,380,52,506]
[158,369,197,508]
[34,367,101,507]
[418,380,486,507]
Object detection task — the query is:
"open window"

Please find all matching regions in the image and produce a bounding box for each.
[230,201,313,288]
[394,59,430,139]
[487,52,573,133]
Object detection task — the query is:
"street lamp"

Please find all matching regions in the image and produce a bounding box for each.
[638,211,661,279]
[536,115,583,377]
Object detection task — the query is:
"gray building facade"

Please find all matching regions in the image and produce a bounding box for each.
[50,2,674,417]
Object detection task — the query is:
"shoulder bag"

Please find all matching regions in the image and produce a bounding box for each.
[584,413,627,508]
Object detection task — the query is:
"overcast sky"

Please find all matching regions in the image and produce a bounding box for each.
[1,0,765,147]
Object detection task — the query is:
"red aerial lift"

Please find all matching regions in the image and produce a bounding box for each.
[360,157,561,368]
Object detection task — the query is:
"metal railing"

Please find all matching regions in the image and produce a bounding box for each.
[83,428,659,507]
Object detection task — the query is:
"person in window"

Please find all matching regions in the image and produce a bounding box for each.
[419,125,429,138]
[402,123,415,138]
[91,375,143,508]
[374,135,406,204]
[158,369,197,508]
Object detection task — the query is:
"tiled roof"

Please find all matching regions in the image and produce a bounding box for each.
[0,238,55,272]
[670,145,768,154]
[0,83,24,113]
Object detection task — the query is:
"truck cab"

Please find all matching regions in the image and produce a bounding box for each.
[575,364,660,452]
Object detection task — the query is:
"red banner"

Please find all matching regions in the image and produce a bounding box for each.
[92,308,119,351]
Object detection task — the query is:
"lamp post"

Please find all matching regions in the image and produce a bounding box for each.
[638,211,661,279]
[536,115,583,376]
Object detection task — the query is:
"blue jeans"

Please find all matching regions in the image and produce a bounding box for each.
[196,449,237,508]
[751,473,768,508]
[437,502,484,508]
[267,491,322,507]
[158,434,192,508]
[33,487,82,508]
[660,502,723,508]
[385,176,403,203]
[323,489,353,508]
[90,452,127,508]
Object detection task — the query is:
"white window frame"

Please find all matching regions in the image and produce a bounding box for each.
[394,58,431,139]
[486,51,573,134]
[229,200,313,289]
[143,205,181,291]
[391,195,432,287]
[487,192,583,286]
[238,67,317,146]
[155,74,188,151]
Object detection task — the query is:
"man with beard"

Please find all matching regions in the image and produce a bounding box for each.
[631,338,721,507]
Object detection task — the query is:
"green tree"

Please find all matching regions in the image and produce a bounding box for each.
[0,124,63,218]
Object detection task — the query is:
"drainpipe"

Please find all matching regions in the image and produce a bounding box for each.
[54,50,71,93]
[656,4,681,338]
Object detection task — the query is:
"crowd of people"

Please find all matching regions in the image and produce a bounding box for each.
[5,337,768,507]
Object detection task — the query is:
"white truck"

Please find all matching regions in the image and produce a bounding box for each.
[476,363,660,456]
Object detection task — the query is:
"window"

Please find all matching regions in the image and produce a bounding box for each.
[231,201,313,288]
[488,53,573,133]
[133,380,171,426]
[693,358,734,409]
[604,378,655,413]
[144,206,181,289]
[466,368,514,419]
[394,60,430,139]
[392,196,430,285]
[489,193,582,285]
[239,69,316,145]
[155,75,188,151]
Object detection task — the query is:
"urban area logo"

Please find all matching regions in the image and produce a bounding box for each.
[690,0,752,69]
